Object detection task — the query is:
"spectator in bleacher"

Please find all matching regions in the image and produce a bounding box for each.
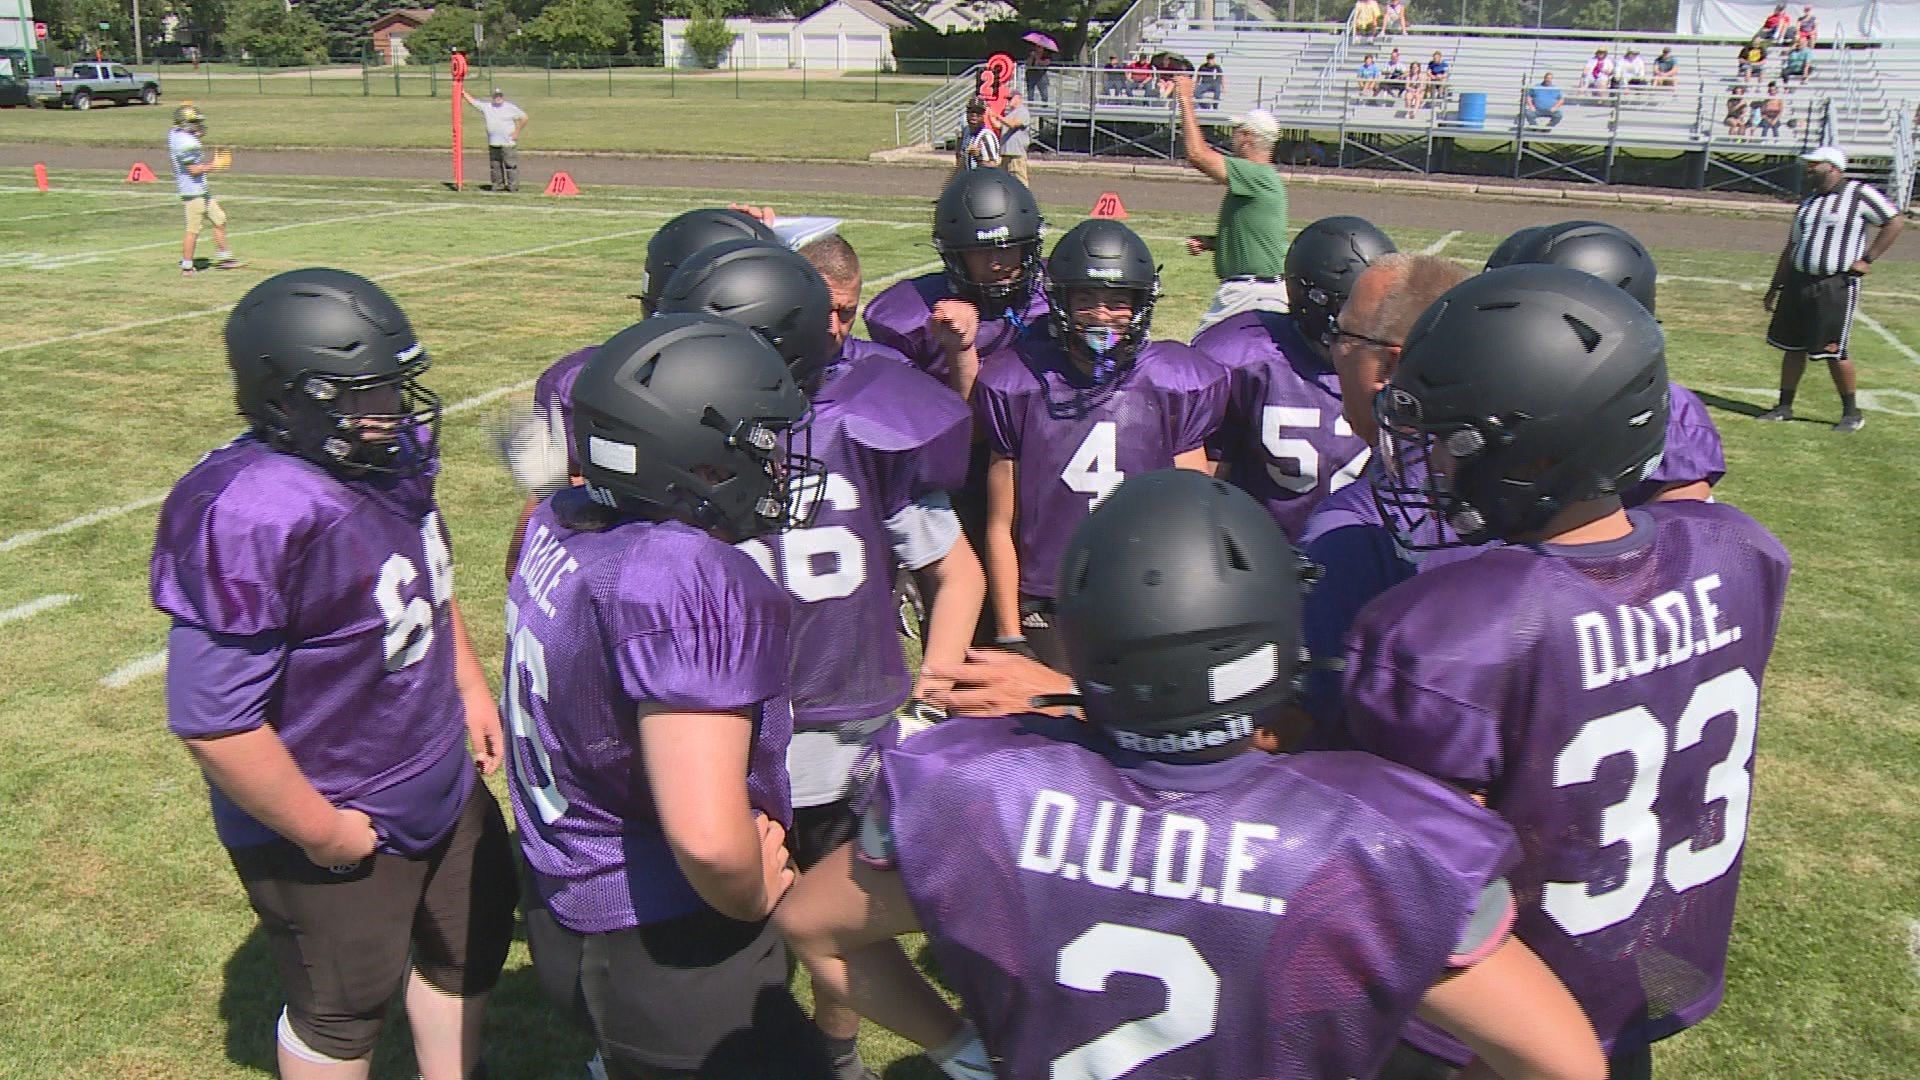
[1197,53,1225,107]
[1103,55,1128,98]
[1382,47,1407,96]
[1127,53,1156,97]
[1356,53,1383,97]
[1162,72,1292,335]
[1618,47,1650,87]
[1652,46,1679,86]
[1581,47,1616,93]
[1523,71,1565,128]
[1401,61,1429,113]
[1382,0,1410,34]
[1796,5,1818,45]
[1725,86,1753,136]
[1762,3,1795,44]
[1782,41,1813,84]
[1738,37,1768,80]
[1426,50,1450,88]
[1757,82,1787,136]
[1352,0,1383,38]
[1024,43,1051,103]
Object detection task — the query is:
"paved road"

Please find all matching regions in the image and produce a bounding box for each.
[7,142,1907,261]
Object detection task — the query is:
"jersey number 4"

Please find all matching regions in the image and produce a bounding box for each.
[1543,667,1758,937]
[373,510,453,672]
[1063,421,1123,510]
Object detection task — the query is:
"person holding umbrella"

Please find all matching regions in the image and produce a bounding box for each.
[1023,31,1056,102]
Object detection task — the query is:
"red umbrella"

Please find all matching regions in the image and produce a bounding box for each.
[1023,31,1060,53]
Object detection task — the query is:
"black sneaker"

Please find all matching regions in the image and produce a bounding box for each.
[1755,405,1794,421]
[1833,413,1865,433]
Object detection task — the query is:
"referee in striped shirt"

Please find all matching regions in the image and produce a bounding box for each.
[1761,146,1905,432]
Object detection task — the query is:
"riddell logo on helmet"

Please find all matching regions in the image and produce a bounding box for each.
[1108,714,1255,754]
[1085,267,1123,280]
[975,226,1011,241]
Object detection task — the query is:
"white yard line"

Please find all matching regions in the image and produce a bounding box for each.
[0,493,168,554]
[100,650,166,689]
[6,204,462,270]
[1856,312,1920,363]
[0,593,79,628]
[1420,230,1463,255]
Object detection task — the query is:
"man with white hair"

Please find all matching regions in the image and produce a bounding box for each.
[1165,73,1292,336]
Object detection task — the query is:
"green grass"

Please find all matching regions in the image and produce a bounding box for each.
[0,76,940,159]
[1,172,1916,1078]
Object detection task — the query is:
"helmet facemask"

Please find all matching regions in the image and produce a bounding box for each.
[263,352,442,478]
[936,235,1044,318]
[1043,279,1158,418]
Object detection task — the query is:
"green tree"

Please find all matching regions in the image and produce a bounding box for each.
[522,0,634,58]
[50,0,133,54]
[219,0,328,63]
[300,0,385,59]
[682,14,736,67]
[405,4,523,62]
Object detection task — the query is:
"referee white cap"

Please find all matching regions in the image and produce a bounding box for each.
[1801,146,1847,171]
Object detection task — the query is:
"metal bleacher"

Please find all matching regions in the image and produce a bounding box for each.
[894,3,1918,204]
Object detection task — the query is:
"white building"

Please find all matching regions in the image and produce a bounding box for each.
[1,0,40,74]
[905,0,1018,32]
[663,0,927,70]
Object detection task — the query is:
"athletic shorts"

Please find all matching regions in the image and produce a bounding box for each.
[183,196,227,235]
[228,782,517,1060]
[1766,267,1860,361]
[524,891,835,1079]
[788,799,860,870]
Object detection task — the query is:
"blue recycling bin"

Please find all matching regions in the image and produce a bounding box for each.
[1457,91,1488,130]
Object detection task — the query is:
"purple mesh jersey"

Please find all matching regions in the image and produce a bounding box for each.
[506,488,795,933]
[866,716,1520,1079]
[1192,311,1371,540]
[1343,500,1791,1057]
[1629,383,1727,506]
[739,337,970,730]
[862,271,1050,384]
[533,346,595,474]
[974,337,1230,597]
[151,434,471,854]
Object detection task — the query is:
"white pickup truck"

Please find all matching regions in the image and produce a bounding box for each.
[28,61,162,110]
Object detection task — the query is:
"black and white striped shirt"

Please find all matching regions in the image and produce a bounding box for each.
[1789,179,1898,277]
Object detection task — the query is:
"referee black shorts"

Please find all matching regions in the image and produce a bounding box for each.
[1767,267,1861,362]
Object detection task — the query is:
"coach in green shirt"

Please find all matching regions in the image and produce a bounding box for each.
[1166,72,1291,336]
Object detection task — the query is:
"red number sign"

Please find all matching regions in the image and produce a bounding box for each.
[978,52,1016,111]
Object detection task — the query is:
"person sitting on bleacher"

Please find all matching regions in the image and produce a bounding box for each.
[1738,37,1769,80]
[1426,50,1450,92]
[1796,5,1818,46]
[1782,41,1813,84]
[1726,86,1754,136]
[1652,46,1679,86]
[1352,0,1383,38]
[1581,47,1616,93]
[1401,61,1429,113]
[1382,0,1410,34]
[1197,53,1225,107]
[1762,2,1795,44]
[1524,71,1565,128]
[1757,82,1787,137]
[1356,54,1383,97]
[1104,55,1128,99]
[1127,53,1157,97]
[1382,48,1407,97]
[1618,47,1650,87]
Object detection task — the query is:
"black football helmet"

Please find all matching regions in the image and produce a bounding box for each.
[1285,215,1397,355]
[639,208,777,315]
[1499,220,1659,315]
[570,314,822,540]
[1373,265,1669,548]
[1045,218,1159,402]
[1483,225,1546,271]
[931,168,1044,315]
[225,268,440,477]
[656,238,836,383]
[1056,470,1307,754]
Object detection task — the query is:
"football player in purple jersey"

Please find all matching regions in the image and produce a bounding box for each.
[152,269,516,1080]
[976,218,1229,668]
[1195,215,1393,540]
[863,168,1049,402]
[1348,266,1791,1079]
[657,235,982,1080]
[502,207,778,577]
[778,469,1607,1080]
[508,314,837,1080]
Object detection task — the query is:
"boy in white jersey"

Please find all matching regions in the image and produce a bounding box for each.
[169,104,241,275]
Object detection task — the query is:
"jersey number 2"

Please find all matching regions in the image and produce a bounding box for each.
[1052,923,1219,1079]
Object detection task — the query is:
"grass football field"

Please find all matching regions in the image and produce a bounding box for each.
[1,171,1916,1078]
